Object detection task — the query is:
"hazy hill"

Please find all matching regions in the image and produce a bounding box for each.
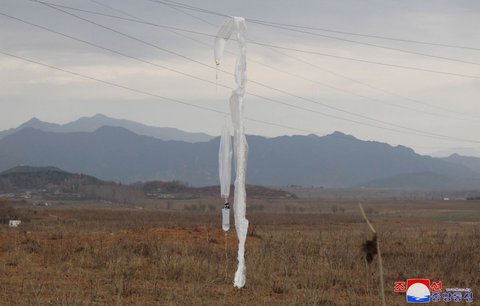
[442,154,480,174]
[0,166,294,199]
[246,131,477,187]
[431,147,480,158]
[0,127,478,188]
[1,165,64,174]
[356,172,480,189]
[0,126,211,184]
[0,165,102,192]
[0,114,214,143]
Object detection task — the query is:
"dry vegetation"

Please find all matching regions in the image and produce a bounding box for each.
[0,198,479,305]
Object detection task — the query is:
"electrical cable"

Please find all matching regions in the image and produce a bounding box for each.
[9,3,479,142]
[0,50,319,135]
[157,0,480,52]
[32,0,480,80]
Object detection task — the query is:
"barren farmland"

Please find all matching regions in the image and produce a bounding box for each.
[0,198,479,305]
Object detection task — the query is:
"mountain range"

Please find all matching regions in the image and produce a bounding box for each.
[432,147,480,158]
[0,114,213,143]
[0,116,479,189]
[442,154,480,174]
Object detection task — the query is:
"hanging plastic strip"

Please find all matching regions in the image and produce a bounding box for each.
[215,16,249,289]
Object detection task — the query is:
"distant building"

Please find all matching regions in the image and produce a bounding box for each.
[8,220,21,227]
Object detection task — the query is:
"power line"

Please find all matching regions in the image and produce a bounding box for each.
[0,9,435,140]
[147,0,229,18]
[248,19,480,68]
[19,4,474,142]
[158,0,219,28]
[89,0,217,47]
[249,59,446,119]
[245,19,480,52]
[87,0,227,71]
[30,1,224,76]
[18,2,480,143]
[148,0,480,79]
[157,0,480,52]
[156,0,480,67]
[0,50,318,135]
[1,30,476,144]
[90,0,450,120]
[261,45,476,120]
[250,41,480,80]
[1,51,225,115]
[154,1,474,121]
[33,2,214,38]
[8,48,475,152]
[34,1,480,81]
[0,11,233,92]
[2,43,471,150]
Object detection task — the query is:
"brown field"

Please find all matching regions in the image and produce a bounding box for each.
[0,198,479,305]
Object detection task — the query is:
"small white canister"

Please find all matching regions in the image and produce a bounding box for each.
[222,203,230,232]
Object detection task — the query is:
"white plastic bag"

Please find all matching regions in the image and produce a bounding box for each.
[222,207,230,231]
[219,119,232,200]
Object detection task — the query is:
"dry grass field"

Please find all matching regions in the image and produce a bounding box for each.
[0,198,479,305]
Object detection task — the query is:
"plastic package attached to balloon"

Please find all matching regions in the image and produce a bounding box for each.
[222,205,230,232]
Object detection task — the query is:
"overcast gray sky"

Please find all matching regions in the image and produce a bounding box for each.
[1,0,480,155]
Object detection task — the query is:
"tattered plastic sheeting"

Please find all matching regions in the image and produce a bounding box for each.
[219,119,232,200]
[214,18,235,66]
[219,119,232,232]
[215,16,249,289]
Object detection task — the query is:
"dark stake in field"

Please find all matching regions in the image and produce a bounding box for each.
[362,233,378,264]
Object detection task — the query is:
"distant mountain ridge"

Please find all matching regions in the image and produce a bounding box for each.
[0,114,214,143]
[1,165,65,174]
[431,147,480,158]
[0,126,479,189]
[442,154,480,174]
[0,165,102,193]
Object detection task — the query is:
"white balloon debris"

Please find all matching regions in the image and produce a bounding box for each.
[214,18,235,66]
[219,118,232,232]
[219,119,232,201]
[215,16,249,289]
